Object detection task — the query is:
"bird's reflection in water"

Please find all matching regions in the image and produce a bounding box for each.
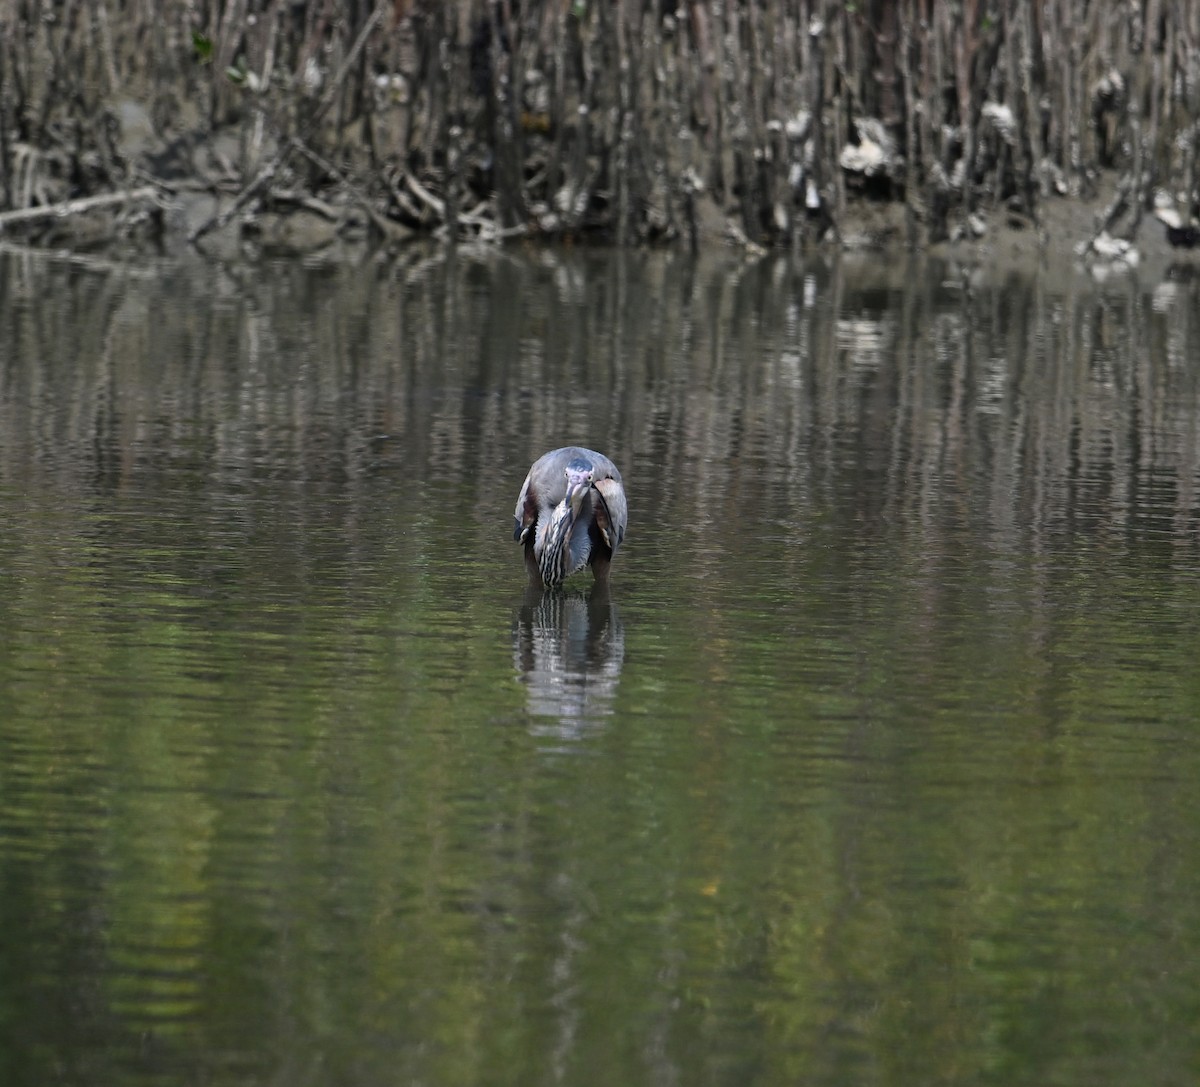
[512,584,625,745]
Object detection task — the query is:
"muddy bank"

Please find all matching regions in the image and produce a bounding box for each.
[1,1,1198,264]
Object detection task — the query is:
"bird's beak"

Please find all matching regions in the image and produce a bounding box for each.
[567,480,590,516]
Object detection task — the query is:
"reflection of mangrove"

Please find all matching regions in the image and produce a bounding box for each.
[512,586,624,737]
[2,247,1200,554]
[1,2,1198,250]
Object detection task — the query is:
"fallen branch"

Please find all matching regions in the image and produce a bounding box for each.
[288,137,407,240]
[188,151,286,243]
[0,186,159,230]
[403,171,445,218]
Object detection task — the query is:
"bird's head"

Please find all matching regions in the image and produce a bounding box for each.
[563,459,595,516]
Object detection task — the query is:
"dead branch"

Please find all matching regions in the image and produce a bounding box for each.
[0,186,160,230]
[288,137,406,241]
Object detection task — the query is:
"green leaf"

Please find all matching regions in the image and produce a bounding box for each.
[192,30,213,63]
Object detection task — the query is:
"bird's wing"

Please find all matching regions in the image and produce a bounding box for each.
[592,476,627,551]
[513,468,539,543]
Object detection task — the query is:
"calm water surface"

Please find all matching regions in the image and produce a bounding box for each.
[1,245,1199,1086]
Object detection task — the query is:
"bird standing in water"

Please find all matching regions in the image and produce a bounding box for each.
[513,447,628,588]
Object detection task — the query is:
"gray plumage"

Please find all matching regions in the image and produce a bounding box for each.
[513,447,628,588]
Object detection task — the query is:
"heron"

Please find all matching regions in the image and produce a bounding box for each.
[513,446,628,588]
